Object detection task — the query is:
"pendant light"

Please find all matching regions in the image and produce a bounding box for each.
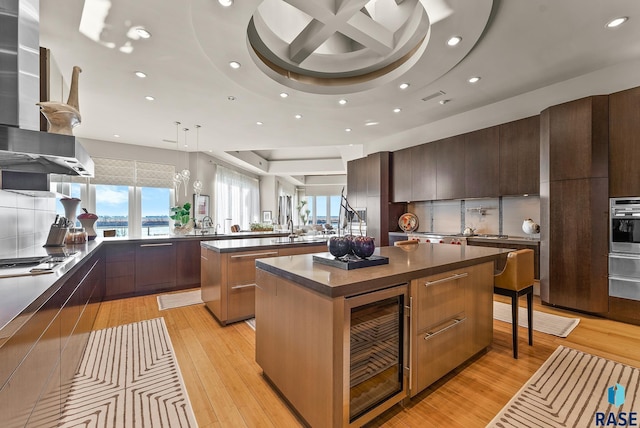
[181,127,191,196]
[192,125,203,197]
[172,121,183,199]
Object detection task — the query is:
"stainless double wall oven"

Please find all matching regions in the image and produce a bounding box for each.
[609,198,640,301]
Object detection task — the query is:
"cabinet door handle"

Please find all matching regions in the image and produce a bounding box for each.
[139,243,173,247]
[424,272,468,286]
[230,251,278,259]
[231,283,257,290]
[423,317,466,341]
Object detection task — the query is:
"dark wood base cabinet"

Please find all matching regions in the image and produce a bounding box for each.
[104,239,202,299]
[0,252,104,427]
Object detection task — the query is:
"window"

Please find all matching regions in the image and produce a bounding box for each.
[141,187,171,236]
[215,166,260,231]
[95,184,130,237]
[304,194,342,227]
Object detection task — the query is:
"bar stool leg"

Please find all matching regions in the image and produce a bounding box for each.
[511,292,519,359]
[527,290,533,346]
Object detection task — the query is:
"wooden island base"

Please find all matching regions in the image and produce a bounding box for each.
[255,244,508,427]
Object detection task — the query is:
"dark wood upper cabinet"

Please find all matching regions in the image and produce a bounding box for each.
[436,136,466,200]
[465,126,500,198]
[499,116,540,195]
[543,96,608,182]
[412,143,437,201]
[610,86,640,197]
[347,158,367,208]
[391,147,413,202]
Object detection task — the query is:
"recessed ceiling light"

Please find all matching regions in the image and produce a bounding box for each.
[393,108,401,113]
[338,99,348,105]
[219,0,233,6]
[365,121,379,126]
[439,99,451,105]
[229,61,241,69]
[295,114,302,119]
[145,95,155,101]
[345,128,352,132]
[227,95,236,101]
[607,17,628,28]
[134,71,147,78]
[447,36,462,46]
[280,92,289,98]
[113,134,120,138]
[256,121,263,125]
[399,83,410,89]
[468,76,481,84]
[135,27,151,39]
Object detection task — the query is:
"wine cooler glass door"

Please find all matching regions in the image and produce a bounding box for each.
[347,284,408,423]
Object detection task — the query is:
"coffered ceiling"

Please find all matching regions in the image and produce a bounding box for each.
[39,0,640,184]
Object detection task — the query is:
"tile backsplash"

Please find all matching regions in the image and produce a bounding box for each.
[408,195,540,238]
[0,190,57,258]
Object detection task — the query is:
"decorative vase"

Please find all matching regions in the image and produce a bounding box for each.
[522,218,540,236]
[60,197,81,227]
[79,218,98,240]
[36,66,82,135]
[172,219,194,236]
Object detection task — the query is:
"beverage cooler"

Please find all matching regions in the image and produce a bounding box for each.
[344,284,409,424]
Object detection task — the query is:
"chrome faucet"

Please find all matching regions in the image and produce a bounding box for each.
[200,216,213,235]
[287,217,295,238]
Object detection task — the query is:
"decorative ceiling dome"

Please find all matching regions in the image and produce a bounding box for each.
[248,0,431,81]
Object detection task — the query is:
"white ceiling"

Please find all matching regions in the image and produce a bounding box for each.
[39,0,640,184]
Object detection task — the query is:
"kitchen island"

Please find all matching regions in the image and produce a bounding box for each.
[255,244,510,428]
[200,236,328,325]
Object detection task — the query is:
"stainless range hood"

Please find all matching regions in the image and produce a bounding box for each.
[0,0,94,190]
[0,125,93,176]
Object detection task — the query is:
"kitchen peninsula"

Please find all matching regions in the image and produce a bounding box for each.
[200,236,328,325]
[255,244,510,427]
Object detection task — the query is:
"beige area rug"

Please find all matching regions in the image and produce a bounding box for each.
[245,318,256,331]
[493,301,580,338]
[488,346,640,427]
[157,289,203,311]
[57,318,198,427]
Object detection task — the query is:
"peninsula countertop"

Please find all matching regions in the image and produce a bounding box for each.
[201,235,328,253]
[256,244,511,298]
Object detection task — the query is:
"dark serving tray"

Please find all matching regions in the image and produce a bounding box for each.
[312,253,389,270]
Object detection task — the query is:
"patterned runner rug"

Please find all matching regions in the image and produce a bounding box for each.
[157,289,203,310]
[493,301,580,337]
[488,346,640,427]
[58,318,198,427]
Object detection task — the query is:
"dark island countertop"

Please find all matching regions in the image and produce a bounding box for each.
[256,244,511,298]
[201,235,328,253]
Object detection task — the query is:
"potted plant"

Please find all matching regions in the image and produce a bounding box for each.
[170,202,193,235]
[297,200,310,226]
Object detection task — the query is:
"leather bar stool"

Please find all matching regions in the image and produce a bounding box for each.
[494,249,535,359]
[394,240,419,247]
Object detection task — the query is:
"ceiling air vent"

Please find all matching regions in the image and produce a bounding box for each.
[421,91,446,102]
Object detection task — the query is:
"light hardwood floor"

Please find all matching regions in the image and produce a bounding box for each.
[93,291,640,427]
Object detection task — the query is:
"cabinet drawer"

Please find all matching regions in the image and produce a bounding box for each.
[609,254,640,280]
[414,315,468,392]
[415,271,467,331]
[105,245,135,263]
[106,260,135,278]
[227,283,256,321]
[227,250,279,287]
